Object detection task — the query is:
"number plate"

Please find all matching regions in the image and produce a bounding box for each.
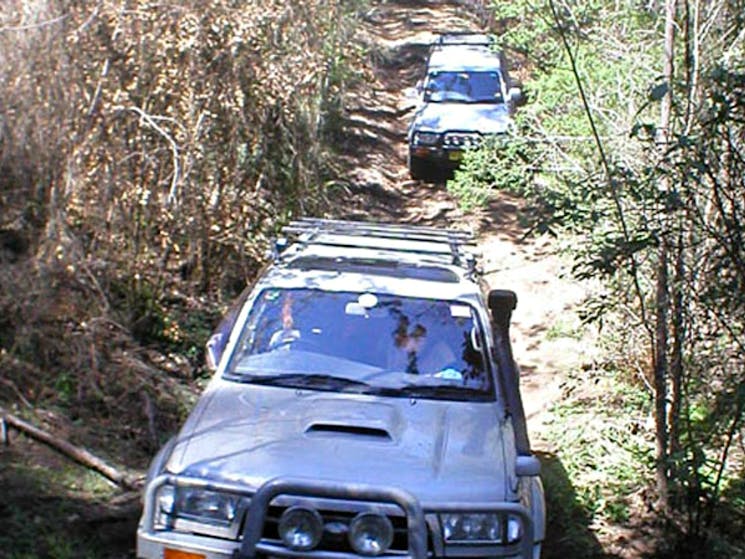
[448,151,462,161]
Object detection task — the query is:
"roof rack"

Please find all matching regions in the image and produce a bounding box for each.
[277,218,477,271]
[433,32,493,47]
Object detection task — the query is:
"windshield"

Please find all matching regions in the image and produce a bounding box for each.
[424,71,504,103]
[224,288,493,401]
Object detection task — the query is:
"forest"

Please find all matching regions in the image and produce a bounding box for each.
[0,0,743,557]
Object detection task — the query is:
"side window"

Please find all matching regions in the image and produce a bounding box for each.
[205,286,253,371]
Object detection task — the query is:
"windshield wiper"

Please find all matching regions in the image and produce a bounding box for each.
[392,384,491,400]
[242,373,372,393]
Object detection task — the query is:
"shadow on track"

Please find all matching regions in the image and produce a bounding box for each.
[539,451,619,559]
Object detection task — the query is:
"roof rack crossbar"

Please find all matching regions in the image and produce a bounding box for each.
[294,239,456,258]
[283,218,473,243]
[433,32,492,47]
[280,218,476,270]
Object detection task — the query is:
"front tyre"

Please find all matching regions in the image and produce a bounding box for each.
[408,152,431,181]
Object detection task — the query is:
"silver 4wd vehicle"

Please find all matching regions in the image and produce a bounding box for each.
[137,219,545,559]
[407,33,524,180]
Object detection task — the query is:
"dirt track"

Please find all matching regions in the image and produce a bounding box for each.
[333,6,611,556]
[336,0,598,447]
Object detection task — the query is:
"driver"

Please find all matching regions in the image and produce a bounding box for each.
[268,293,301,349]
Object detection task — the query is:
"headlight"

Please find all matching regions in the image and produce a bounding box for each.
[506,515,521,543]
[348,513,394,556]
[441,513,522,544]
[278,507,323,551]
[154,484,241,529]
[155,484,176,529]
[414,131,440,145]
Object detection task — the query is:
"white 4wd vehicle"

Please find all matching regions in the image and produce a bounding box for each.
[407,33,524,180]
[137,219,545,559]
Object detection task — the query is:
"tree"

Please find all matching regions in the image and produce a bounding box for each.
[451,0,745,550]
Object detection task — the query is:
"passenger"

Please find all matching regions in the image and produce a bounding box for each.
[388,318,458,376]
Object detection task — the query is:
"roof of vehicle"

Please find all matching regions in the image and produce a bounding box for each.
[427,43,505,73]
[434,32,493,46]
[267,218,484,301]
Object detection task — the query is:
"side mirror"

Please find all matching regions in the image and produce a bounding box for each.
[508,86,525,107]
[205,333,224,371]
[488,289,517,329]
[515,455,541,477]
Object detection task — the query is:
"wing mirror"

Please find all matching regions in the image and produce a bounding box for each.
[205,333,224,371]
[515,455,541,477]
[508,86,525,107]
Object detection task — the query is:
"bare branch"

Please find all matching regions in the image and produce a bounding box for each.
[0,14,68,33]
[115,105,182,207]
[0,408,144,490]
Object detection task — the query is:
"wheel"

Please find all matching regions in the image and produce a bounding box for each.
[408,153,431,181]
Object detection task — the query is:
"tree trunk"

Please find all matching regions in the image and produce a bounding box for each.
[654,244,670,510]
[669,232,684,464]
[653,0,678,512]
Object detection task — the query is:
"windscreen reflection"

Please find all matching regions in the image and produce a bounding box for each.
[225,288,493,401]
[425,71,504,103]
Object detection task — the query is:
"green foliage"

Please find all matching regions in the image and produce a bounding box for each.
[543,366,655,528]
[539,452,608,558]
[472,6,745,549]
[448,136,538,212]
[0,457,124,559]
[545,317,584,341]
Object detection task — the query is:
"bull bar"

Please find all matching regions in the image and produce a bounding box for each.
[140,475,535,559]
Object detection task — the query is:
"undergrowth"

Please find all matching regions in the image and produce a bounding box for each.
[541,364,656,553]
[0,442,136,559]
[542,362,745,558]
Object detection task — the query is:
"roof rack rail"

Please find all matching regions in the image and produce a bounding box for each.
[433,32,492,47]
[278,218,477,270]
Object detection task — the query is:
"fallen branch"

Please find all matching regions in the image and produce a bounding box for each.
[0,408,144,491]
[0,377,33,409]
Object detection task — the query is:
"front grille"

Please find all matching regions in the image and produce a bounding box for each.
[261,505,426,554]
[443,132,482,148]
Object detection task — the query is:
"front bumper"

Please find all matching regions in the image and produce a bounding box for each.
[410,145,466,169]
[137,475,536,559]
